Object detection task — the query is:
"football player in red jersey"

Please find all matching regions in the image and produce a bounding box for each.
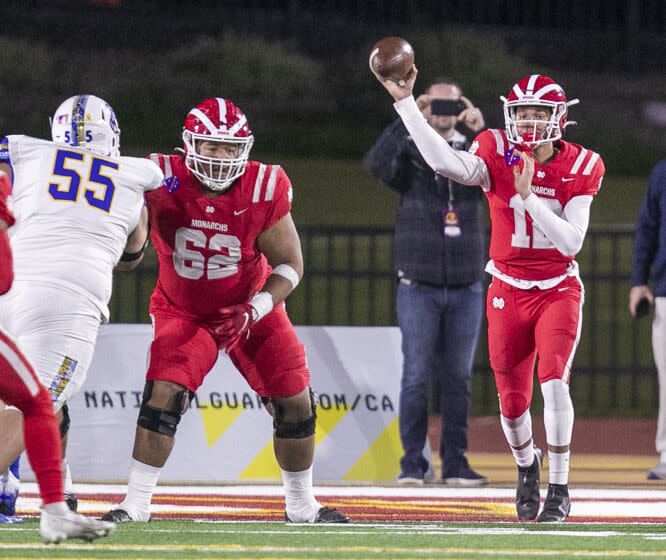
[0,171,115,541]
[102,98,348,524]
[373,67,604,522]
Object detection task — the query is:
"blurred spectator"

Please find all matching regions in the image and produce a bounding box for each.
[629,160,666,480]
[363,78,488,486]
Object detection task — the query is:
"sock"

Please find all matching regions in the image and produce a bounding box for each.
[548,451,570,485]
[513,445,536,468]
[21,390,63,506]
[9,457,19,479]
[661,452,666,463]
[121,459,161,519]
[281,466,321,522]
[42,501,69,515]
[500,410,534,468]
[62,459,74,495]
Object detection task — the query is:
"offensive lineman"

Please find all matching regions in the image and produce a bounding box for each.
[372,67,604,522]
[0,95,164,516]
[102,97,348,524]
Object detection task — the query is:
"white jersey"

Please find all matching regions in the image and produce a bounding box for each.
[1,135,164,320]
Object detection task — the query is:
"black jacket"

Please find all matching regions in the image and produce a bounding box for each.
[363,119,485,286]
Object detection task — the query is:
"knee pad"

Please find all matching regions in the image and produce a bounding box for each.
[136,380,192,437]
[500,409,533,448]
[59,403,71,438]
[498,388,530,421]
[541,379,574,446]
[271,387,317,439]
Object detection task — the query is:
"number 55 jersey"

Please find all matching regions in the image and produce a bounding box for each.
[0,135,164,320]
[145,154,292,321]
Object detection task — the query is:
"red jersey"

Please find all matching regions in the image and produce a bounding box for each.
[471,129,604,280]
[145,155,292,320]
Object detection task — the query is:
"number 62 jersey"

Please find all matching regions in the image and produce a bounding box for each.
[145,154,292,321]
[0,135,164,320]
[470,129,605,281]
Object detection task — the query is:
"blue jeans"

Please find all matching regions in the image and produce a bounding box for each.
[397,279,484,478]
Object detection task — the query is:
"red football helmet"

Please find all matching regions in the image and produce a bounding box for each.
[501,74,579,148]
[182,98,254,191]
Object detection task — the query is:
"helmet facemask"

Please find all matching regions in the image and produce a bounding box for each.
[501,74,579,149]
[182,130,253,192]
[502,100,569,148]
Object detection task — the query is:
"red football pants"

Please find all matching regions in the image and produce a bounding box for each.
[0,328,63,505]
[486,276,583,420]
[147,303,309,397]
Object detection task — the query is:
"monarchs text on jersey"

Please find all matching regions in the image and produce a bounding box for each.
[470,129,605,280]
[146,154,292,320]
[0,135,164,320]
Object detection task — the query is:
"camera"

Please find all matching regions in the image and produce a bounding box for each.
[430,99,466,116]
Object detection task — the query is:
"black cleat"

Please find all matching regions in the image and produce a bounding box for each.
[285,506,350,524]
[537,483,571,522]
[65,493,78,513]
[516,447,543,521]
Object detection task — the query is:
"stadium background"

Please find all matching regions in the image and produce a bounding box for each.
[2,0,664,423]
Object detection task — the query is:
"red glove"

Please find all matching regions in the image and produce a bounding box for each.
[212,303,256,353]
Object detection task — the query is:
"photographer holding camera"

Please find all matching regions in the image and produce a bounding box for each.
[629,160,666,480]
[363,78,487,485]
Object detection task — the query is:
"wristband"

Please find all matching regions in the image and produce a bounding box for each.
[249,291,273,322]
[272,263,300,289]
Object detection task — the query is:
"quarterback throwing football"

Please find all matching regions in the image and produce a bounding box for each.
[373,66,604,522]
[103,98,348,524]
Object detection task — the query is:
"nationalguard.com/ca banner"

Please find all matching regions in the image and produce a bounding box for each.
[42,325,408,482]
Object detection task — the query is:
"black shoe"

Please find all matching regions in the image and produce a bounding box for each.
[101,508,150,523]
[285,506,349,523]
[516,447,543,521]
[537,483,571,522]
[65,493,78,512]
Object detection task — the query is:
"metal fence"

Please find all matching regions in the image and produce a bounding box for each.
[109,224,658,417]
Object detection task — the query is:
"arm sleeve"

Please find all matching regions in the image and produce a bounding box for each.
[393,96,490,189]
[362,119,410,192]
[631,162,664,286]
[523,194,593,256]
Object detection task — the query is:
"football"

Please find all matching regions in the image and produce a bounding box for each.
[370,36,414,83]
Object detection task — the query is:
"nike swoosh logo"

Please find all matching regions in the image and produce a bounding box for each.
[234,208,248,216]
[558,287,569,292]
[561,177,575,182]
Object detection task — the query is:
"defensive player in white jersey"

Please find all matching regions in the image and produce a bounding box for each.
[0,94,164,517]
[372,66,604,522]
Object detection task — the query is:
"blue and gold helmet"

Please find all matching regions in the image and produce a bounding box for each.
[51,94,121,158]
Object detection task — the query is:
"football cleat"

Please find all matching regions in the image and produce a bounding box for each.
[40,508,115,544]
[516,447,543,521]
[647,461,666,480]
[101,507,150,523]
[537,483,571,522]
[285,506,349,524]
[65,493,78,513]
[0,461,20,519]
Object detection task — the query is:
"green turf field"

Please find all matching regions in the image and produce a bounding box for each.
[2,520,666,559]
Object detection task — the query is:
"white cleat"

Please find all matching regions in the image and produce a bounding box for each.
[39,508,116,544]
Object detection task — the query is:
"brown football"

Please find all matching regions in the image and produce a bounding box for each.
[370,36,414,83]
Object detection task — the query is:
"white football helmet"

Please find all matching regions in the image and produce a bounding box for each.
[50,95,121,158]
